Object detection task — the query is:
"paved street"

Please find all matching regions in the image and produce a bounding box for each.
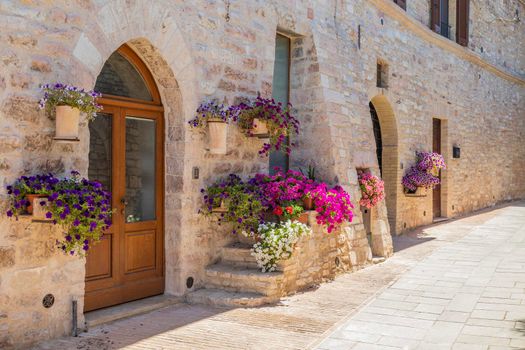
[316,203,525,349]
[34,202,525,350]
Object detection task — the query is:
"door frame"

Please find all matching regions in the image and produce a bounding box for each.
[84,44,165,312]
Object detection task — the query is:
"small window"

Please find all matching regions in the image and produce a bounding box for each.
[376,60,389,89]
[95,51,153,101]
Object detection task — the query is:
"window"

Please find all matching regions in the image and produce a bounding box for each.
[432,0,469,45]
[392,0,406,10]
[95,51,153,101]
[269,34,291,174]
[376,60,389,89]
[431,0,450,38]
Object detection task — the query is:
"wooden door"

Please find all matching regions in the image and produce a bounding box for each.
[84,45,164,312]
[85,105,164,312]
[432,118,442,218]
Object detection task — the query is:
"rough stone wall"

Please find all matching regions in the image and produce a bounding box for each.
[280,211,375,294]
[0,0,522,347]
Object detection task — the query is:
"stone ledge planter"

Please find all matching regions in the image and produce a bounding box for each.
[404,187,428,197]
[251,118,269,138]
[54,105,80,142]
[207,119,228,155]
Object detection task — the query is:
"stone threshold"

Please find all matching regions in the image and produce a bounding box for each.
[84,294,183,329]
[433,216,450,223]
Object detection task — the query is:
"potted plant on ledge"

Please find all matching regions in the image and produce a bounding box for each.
[6,171,113,256]
[188,101,231,155]
[39,83,102,142]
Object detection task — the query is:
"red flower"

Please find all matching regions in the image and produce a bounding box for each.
[273,206,283,216]
[285,206,293,214]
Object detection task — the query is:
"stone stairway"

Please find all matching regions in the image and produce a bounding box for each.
[186,242,284,308]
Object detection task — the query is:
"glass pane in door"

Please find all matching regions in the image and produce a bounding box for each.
[88,113,112,192]
[125,116,156,223]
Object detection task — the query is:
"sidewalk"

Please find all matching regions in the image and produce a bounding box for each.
[316,202,525,349]
[34,202,525,350]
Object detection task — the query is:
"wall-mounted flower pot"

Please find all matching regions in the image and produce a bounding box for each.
[26,194,47,215]
[251,118,269,138]
[207,119,227,155]
[54,105,80,142]
[404,187,428,197]
[32,197,51,221]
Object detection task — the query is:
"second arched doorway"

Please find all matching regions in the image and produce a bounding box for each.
[369,96,399,235]
[84,44,165,312]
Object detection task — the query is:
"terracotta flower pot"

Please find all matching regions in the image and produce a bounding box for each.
[302,197,314,210]
[32,197,51,221]
[55,105,80,141]
[251,118,269,137]
[207,119,228,155]
[26,194,47,214]
[297,212,309,225]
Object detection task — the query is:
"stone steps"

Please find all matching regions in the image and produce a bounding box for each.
[220,242,293,271]
[186,288,279,308]
[221,242,259,269]
[204,263,284,296]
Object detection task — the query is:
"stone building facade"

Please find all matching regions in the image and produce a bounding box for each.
[0,0,523,348]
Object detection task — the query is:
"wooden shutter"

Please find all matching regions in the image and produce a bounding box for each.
[456,0,470,46]
[431,0,441,33]
[393,0,406,10]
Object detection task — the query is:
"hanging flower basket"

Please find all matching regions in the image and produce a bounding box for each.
[207,119,228,155]
[54,105,81,141]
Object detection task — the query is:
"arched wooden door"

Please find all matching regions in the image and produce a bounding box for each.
[85,45,165,312]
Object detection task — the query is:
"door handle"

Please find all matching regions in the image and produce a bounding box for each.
[120,197,128,215]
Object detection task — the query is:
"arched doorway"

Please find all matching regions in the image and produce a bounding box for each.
[85,44,165,312]
[370,96,399,234]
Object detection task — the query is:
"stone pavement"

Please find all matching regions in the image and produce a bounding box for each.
[33,202,525,350]
[316,203,525,350]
